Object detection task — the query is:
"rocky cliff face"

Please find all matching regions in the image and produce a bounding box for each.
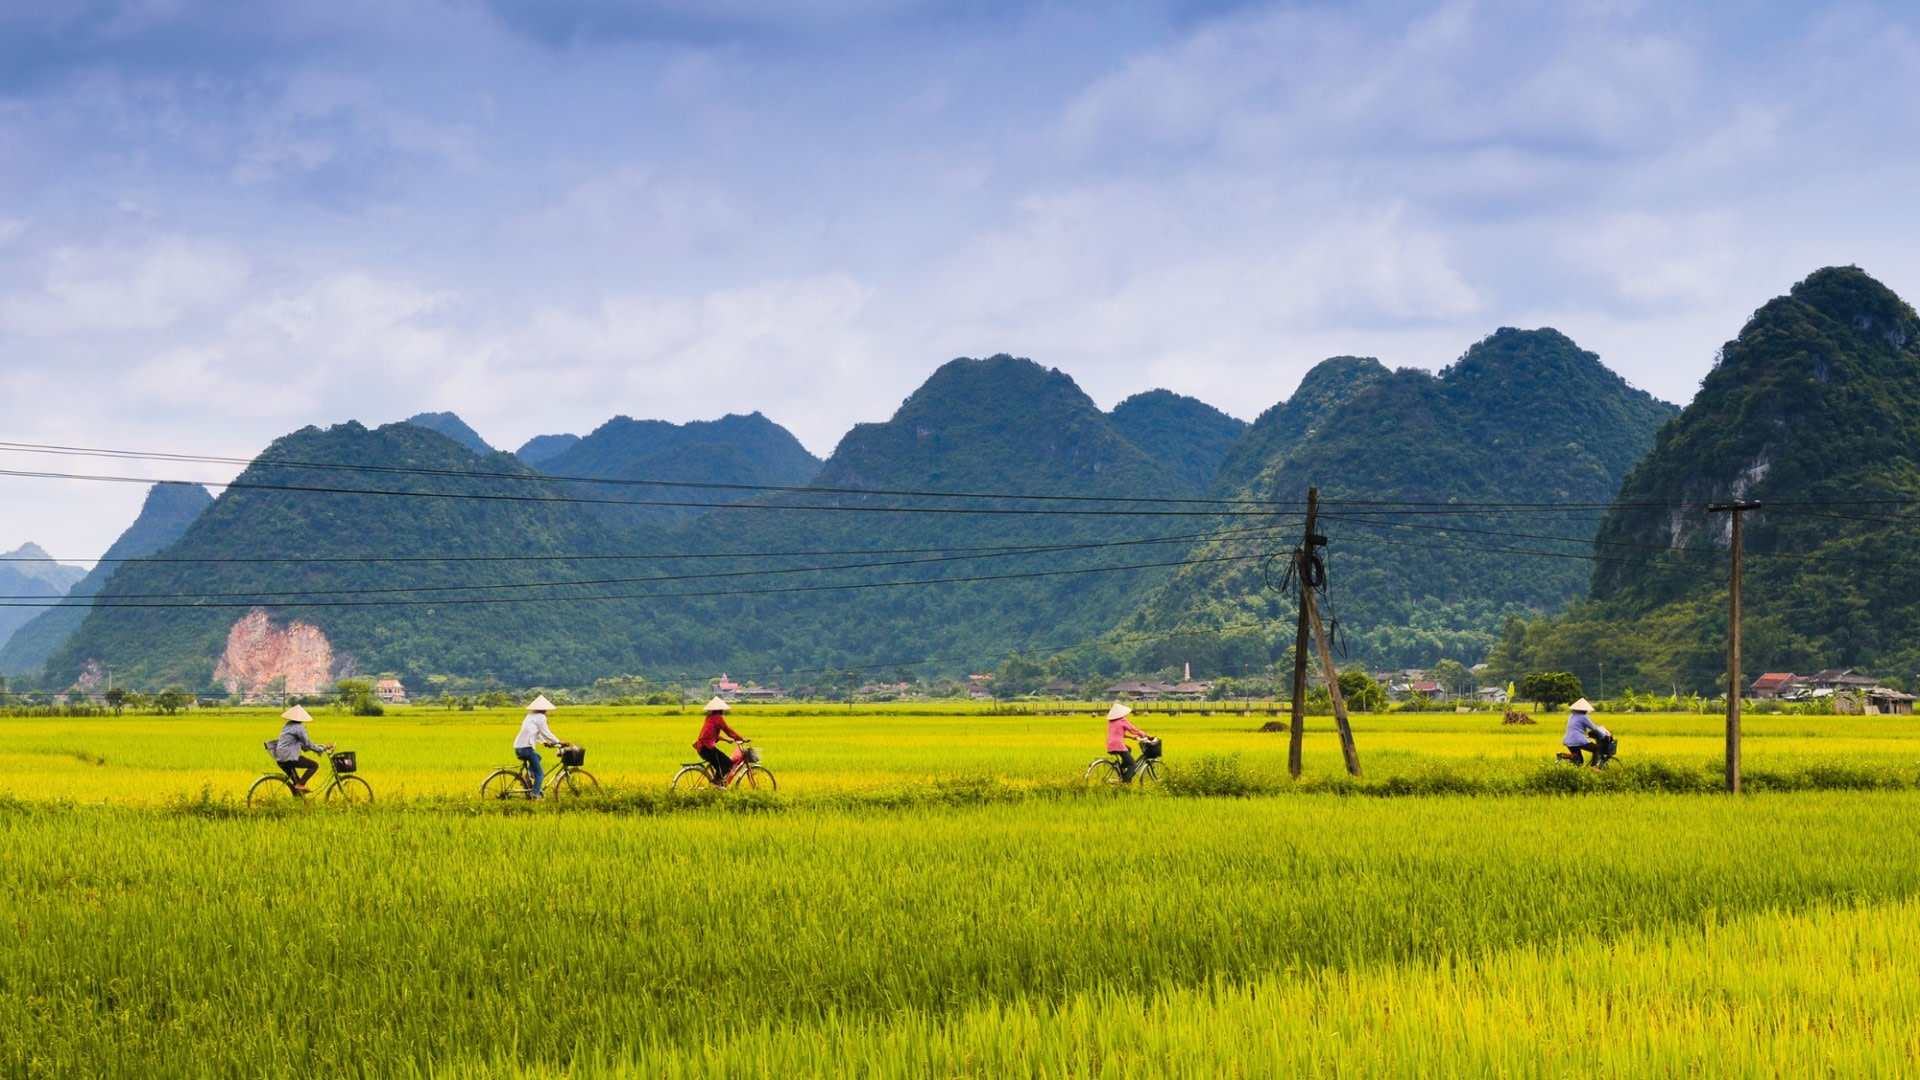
[213,609,347,699]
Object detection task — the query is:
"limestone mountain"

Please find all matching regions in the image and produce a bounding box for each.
[1210,356,1389,496]
[514,433,581,466]
[1125,330,1677,670]
[537,413,822,531]
[1108,389,1247,495]
[404,412,495,456]
[1509,266,1920,691]
[0,482,213,675]
[44,423,645,691]
[0,543,87,657]
[666,355,1203,678]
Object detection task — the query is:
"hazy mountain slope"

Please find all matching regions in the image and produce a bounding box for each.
[0,543,87,657]
[1108,389,1247,495]
[1510,266,1920,690]
[0,483,213,675]
[538,413,822,531]
[515,433,580,466]
[1124,331,1677,670]
[405,412,494,456]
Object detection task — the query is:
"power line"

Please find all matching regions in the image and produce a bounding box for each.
[0,523,1298,603]
[0,547,1265,609]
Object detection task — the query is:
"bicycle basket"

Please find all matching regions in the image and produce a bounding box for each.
[560,745,586,767]
[741,746,761,764]
[330,751,357,774]
[1139,737,1163,760]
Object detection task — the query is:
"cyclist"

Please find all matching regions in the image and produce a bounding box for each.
[1561,697,1612,766]
[270,704,332,793]
[1105,702,1156,782]
[694,696,746,786]
[514,694,565,798]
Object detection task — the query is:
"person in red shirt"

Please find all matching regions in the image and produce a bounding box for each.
[694,696,746,785]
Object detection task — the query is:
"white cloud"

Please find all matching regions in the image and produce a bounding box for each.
[0,237,250,337]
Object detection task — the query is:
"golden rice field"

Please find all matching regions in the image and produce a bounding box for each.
[4,704,1920,802]
[5,705,1920,1077]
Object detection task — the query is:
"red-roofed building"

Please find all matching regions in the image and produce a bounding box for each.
[1749,672,1801,700]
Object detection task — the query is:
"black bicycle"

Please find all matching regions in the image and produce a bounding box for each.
[480,743,599,799]
[248,749,373,807]
[1086,736,1162,785]
[1556,732,1619,769]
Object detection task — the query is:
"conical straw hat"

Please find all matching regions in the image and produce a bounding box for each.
[281,704,312,723]
[527,694,555,712]
[1106,702,1132,721]
[1569,697,1593,712]
[705,696,731,712]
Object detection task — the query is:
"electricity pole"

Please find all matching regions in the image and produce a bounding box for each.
[1288,489,1319,778]
[1289,486,1362,778]
[1708,500,1761,793]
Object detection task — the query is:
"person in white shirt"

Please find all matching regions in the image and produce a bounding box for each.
[514,694,564,797]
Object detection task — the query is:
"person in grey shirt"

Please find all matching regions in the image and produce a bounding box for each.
[270,704,333,793]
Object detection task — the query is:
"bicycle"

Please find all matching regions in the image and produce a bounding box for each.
[248,748,373,807]
[1085,736,1162,785]
[479,743,599,799]
[1556,732,1619,769]
[671,738,776,792]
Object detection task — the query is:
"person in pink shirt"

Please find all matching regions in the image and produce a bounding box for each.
[693,696,747,785]
[1105,702,1156,782]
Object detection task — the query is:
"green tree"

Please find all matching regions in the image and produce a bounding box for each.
[103,687,128,715]
[335,679,384,717]
[995,653,1046,699]
[153,687,191,715]
[1429,659,1471,700]
[1336,671,1386,712]
[1519,671,1583,710]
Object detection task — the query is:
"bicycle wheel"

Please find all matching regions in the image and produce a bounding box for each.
[550,769,599,797]
[1085,759,1121,785]
[480,768,528,800]
[247,774,296,808]
[1134,760,1161,785]
[327,775,374,805]
[671,765,714,793]
[735,765,776,791]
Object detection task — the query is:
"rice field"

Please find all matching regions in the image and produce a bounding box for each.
[5,704,1920,803]
[4,705,1920,1076]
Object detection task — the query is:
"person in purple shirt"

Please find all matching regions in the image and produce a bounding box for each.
[1561,698,1612,765]
[1105,702,1156,781]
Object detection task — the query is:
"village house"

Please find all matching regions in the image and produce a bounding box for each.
[1748,672,1802,700]
[1806,668,1878,692]
[374,678,407,704]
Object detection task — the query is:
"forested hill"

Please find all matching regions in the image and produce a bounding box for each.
[0,482,212,676]
[44,423,653,690]
[1108,389,1247,495]
[41,358,1208,690]
[1210,356,1388,496]
[537,413,822,531]
[1122,330,1677,670]
[404,412,494,455]
[664,356,1204,679]
[1504,266,1920,691]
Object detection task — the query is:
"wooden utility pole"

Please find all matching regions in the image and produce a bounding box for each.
[1288,486,1362,778]
[1288,488,1318,778]
[1708,500,1761,793]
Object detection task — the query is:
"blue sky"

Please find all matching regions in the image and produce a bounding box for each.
[4,0,1919,559]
